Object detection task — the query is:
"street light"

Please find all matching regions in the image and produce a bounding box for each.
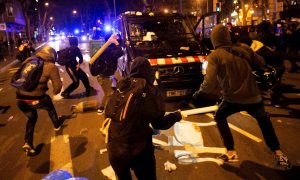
[73,10,77,14]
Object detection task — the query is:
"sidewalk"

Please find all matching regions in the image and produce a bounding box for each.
[0,42,46,74]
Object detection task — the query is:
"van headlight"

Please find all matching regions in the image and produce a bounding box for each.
[155,70,160,79]
[202,61,208,75]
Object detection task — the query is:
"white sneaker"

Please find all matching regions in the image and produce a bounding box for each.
[97,108,104,115]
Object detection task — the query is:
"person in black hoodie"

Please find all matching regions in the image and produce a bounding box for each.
[105,57,182,180]
[61,37,92,98]
[89,34,123,115]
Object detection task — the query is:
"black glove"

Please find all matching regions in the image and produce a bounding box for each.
[172,110,182,122]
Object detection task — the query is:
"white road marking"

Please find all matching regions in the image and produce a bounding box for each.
[50,134,73,176]
[205,113,263,143]
[228,123,263,143]
[101,166,116,180]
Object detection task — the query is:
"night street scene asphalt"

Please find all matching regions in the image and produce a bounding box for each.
[0,0,300,179]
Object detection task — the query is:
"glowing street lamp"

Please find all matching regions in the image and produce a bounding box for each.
[73,10,77,14]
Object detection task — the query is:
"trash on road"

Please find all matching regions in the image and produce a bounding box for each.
[80,128,88,135]
[164,161,177,172]
[99,148,107,154]
[7,116,13,122]
[71,100,98,113]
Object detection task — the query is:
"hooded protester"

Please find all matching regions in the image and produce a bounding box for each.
[89,33,123,115]
[16,46,65,156]
[105,57,182,179]
[193,24,291,169]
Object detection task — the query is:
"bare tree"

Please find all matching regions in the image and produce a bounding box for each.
[18,0,31,40]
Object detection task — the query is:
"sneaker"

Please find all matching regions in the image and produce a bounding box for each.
[22,143,36,156]
[217,151,239,163]
[97,108,104,115]
[275,154,292,170]
[54,117,66,131]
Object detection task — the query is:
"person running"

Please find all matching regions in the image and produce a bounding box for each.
[193,24,291,169]
[15,46,65,156]
[61,37,92,98]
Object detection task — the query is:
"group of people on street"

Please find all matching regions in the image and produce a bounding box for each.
[13,23,294,179]
[228,21,300,108]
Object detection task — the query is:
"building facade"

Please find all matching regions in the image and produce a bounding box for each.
[0,0,25,49]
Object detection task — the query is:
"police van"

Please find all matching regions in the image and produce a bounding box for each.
[113,11,210,100]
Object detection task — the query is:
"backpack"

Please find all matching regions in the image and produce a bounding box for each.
[57,47,75,65]
[11,57,44,91]
[104,77,148,143]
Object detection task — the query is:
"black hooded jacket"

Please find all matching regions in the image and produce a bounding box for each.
[106,57,181,172]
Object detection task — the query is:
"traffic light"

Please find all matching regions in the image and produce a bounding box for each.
[216,2,221,12]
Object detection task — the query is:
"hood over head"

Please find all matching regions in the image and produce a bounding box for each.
[69,37,79,46]
[129,56,155,84]
[211,24,232,49]
[35,45,57,62]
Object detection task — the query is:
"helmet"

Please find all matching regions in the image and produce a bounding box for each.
[252,66,279,91]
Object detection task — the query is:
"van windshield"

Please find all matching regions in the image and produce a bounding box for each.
[127,16,207,58]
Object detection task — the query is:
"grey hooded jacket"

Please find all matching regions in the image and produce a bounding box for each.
[16,46,62,99]
[199,24,265,104]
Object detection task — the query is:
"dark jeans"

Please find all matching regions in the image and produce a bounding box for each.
[110,146,156,180]
[17,95,60,146]
[214,100,280,152]
[270,65,285,101]
[64,66,91,94]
